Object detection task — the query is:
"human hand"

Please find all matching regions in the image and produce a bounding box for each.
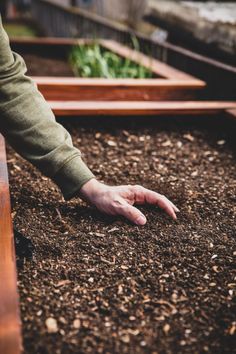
[79,178,179,225]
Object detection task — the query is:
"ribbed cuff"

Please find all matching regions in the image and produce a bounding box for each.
[52,155,95,200]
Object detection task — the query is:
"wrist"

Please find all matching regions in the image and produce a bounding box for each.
[79,178,103,203]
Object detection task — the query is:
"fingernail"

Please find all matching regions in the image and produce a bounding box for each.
[135,215,146,225]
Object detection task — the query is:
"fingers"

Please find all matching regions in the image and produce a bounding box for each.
[169,200,180,213]
[132,185,179,220]
[155,194,177,220]
[114,200,147,225]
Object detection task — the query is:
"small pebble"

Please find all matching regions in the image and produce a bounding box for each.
[163,324,170,334]
[73,319,81,329]
[121,265,129,270]
[121,334,130,343]
[107,140,117,147]
[45,317,58,333]
[183,133,194,142]
[129,316,136,321]
[217,140,226,145]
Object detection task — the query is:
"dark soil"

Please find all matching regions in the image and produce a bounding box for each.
[23,54,74,77]
[8,116,236,354]
[20,52,159,78]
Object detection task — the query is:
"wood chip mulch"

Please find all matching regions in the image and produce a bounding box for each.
[8,116,236,354]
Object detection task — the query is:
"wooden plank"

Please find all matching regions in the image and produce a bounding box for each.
[34,77,205,101]
[225,109,236,120]
[49,100,236,117]
[10,37,93,47]
[159,39,236,75]
[10,37,73,46]
[100,40,203,82]
[34,77,204,87]
[0,135,22,354]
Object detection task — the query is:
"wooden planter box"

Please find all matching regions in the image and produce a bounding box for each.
[30,0,236,101]
[9,37,236,118]
[10,37,205,102]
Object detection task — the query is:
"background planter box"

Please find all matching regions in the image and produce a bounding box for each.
[10,37,236,118]
[29,0,236,100]
[10,37,205,102]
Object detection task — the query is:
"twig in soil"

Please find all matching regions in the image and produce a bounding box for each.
[100,256,116,265]
[73,279,124,293]
[55,207,64,222]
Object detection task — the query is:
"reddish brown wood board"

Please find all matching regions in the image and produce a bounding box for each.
[34,77,205,102]
[225,109,236,120]
[100,40,196,81]
[49,100,236,117]
[0,135,22,354]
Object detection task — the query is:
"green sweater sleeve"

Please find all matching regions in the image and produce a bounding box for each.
[0,16,95,199]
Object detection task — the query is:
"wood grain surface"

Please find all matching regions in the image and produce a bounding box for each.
[49,100,236,116]
[34,77,205,101]
[225,109,236,120]
[0,135,22,354]
[100,40,199,81]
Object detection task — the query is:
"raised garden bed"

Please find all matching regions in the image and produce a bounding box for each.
[9,38,236,119]
[30,0,236,100]
[10,37,205,101]
[8,115,236,354]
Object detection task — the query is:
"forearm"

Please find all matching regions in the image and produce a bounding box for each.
[0,17,94,199]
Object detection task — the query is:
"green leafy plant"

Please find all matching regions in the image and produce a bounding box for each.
[69,41,153,79]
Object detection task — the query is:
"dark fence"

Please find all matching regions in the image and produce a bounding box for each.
[31,0,236,100]
[31,0,130,42]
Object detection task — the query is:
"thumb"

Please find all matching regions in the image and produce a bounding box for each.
[118,202,147,225]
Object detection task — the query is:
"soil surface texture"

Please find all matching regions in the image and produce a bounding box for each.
[23,54,74,77]
[20,53,159,79]
[8,116,236,354]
